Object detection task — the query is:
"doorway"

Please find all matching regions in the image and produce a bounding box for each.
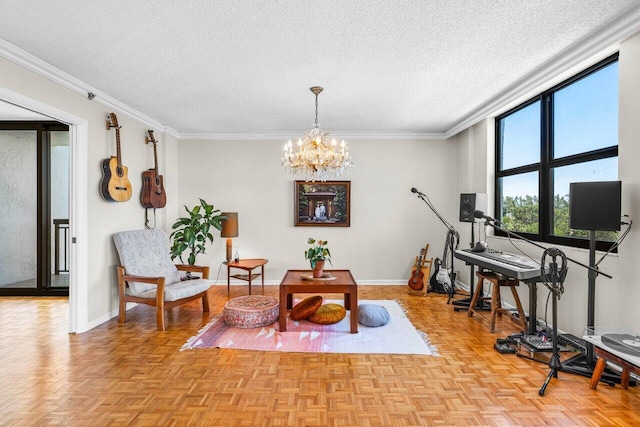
[0,121,70,296]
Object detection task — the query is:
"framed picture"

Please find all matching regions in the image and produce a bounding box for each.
[295,181,350,227]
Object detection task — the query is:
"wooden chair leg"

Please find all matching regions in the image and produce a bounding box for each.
[202,290,210,313]
[621,368,631,389]
[118,298,126,324]
[509,285,528,332]
[590,357,607,389]
[156,309,166,331]
[468,274,484,317]
[117,266,127,324]
[490,282,501,332]
[156,278,166,331]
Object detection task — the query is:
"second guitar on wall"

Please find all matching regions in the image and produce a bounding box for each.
[141,129,166,209]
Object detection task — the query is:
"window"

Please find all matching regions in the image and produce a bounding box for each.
[495,54,619,251]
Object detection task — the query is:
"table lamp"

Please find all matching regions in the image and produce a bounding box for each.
[220,212,239,262]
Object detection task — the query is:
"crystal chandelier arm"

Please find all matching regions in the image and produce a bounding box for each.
[281,86,353,182]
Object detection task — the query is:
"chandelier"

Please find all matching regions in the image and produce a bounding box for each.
[282,86,353,182]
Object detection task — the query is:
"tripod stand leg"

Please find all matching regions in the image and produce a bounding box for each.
[539,368,557,396]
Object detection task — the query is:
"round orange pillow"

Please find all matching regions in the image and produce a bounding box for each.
[290,295,323,321]
[308,303,347,325]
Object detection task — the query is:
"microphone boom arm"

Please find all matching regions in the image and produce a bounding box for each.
[415,193,456,233]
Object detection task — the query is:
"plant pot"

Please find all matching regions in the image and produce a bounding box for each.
[312,260,325,278]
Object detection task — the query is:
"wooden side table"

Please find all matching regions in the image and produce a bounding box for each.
[225,258,268,297]
[584,334,640,390]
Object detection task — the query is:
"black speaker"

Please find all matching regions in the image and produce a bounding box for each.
[459,193,487,222]
[569,181,621,231]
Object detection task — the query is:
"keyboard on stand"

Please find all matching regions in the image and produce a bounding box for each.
[454,249,542,281]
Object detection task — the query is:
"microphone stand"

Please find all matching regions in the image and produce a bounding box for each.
[538,248,566,396]
[412,191,459,301]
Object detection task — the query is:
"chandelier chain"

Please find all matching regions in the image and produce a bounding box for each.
[315,93,319,127]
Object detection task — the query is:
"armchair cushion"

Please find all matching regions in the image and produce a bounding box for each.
[131,278,211,302]
[113,229,182,296]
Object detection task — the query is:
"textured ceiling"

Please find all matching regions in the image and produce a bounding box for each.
[1,1,640,138]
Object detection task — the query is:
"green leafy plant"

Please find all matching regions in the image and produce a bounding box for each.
[170,199,227,265]
[304,237,332,269]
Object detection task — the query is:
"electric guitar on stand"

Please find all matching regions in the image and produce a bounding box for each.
[141,130,167,209]
[100,113,132,202]
[429,238,453,294]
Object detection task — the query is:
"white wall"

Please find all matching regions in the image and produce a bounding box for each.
[176,138,457,284]
[452,32,640,336]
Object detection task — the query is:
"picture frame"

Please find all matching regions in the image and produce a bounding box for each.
[295,181,350,227]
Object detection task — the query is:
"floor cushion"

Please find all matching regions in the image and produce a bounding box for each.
[358,303,390,327]
[290,295,323,320]
[308,303,347,325]
[223,295,279,328]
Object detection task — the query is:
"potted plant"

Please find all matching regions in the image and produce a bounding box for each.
[170,199,227,266]
[304,237,332,278]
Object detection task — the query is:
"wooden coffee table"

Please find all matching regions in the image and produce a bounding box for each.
[279,269,358,333]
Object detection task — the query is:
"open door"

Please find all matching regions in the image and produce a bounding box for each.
[0,122,69,296]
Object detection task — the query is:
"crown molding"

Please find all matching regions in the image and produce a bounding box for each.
[178,131,446,141]
[0,37,180,138]
[445,8,640,139]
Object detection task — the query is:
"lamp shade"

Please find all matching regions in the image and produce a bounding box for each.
[221,212,239,237]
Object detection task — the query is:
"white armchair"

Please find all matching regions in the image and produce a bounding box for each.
[113,229,212,331]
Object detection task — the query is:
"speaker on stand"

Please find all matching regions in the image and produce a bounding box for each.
[454,193,490,311]
[561,181,625,384]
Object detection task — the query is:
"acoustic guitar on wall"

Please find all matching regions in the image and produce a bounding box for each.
[140,129,167,209]
[100,113,132,202]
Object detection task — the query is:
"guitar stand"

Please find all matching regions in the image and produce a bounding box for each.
[445,229,460,305]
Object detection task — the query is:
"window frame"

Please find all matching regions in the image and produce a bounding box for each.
[494,53,619,252]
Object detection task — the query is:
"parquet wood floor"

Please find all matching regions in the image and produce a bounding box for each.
[1,285,638,426]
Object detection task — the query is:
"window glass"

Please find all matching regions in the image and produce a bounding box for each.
[552,158,618,241]
[553,62,618,159]
[499,171,539,234]
[499,100,541,170]
[495,55,618,250]
[0,130,37,288]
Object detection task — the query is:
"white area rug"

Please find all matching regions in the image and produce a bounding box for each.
[182,299,439,356]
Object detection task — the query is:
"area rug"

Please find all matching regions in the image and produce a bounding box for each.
[181,299,439,355]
